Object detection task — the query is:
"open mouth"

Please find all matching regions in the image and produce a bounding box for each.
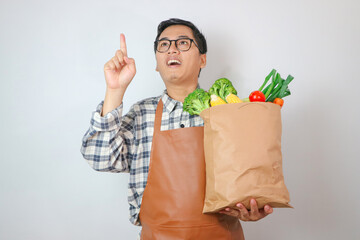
[167,59,182,66]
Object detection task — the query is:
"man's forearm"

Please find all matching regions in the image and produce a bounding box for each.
[81,129,130,173]
[102,87,126,116]
[81,100,134,173]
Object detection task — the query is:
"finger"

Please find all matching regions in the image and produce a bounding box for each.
[120,33,128,57]
[115,50,125,65]
[124,56,135,65]
[263,205,273,215]
[124,57,136,72]
[236,203,250,219]
[104,59,116,71]
[112,57,121,70]
[124,56,129,64]
[250,199,260,216]
[219,208,240,218]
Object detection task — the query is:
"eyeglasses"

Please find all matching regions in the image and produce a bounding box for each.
[154,38,201,53]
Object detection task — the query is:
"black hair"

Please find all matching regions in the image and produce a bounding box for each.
[154,18,207,55]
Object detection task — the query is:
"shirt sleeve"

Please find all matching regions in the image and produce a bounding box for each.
[80,101,136,173]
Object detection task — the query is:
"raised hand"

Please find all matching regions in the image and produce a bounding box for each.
[101,34,136,116]
[104,33,136,90]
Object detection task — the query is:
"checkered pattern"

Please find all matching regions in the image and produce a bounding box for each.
[81,89,204,226]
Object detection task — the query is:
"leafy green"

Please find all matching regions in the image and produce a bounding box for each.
[208,78,237,102]
[183,88,211,115]
[264,72,280,99]
[259,69,276,91]
[258,69,294,102]
[278,75,294,98]
[266,78,284,102]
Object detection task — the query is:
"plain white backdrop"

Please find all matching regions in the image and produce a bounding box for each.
[1,0,359,239]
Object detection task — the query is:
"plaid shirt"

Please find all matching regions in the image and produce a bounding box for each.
[81,89,204,226]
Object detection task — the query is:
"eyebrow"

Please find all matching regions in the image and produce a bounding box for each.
[159,35,190,41]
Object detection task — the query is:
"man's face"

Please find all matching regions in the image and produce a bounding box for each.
[155,25,206,85]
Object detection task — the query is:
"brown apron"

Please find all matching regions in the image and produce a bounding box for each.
[139,100,245,240]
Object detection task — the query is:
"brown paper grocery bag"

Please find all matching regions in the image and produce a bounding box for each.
[200,102,292,213]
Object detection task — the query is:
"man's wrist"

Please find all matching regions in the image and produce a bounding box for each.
[102,87,126,116]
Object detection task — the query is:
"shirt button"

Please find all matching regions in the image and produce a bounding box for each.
[180,124,185,128]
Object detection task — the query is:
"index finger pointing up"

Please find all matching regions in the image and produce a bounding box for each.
[120,33,128,57]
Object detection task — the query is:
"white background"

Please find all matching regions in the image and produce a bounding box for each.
[1,0,359,239]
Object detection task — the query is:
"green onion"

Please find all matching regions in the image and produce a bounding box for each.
[266,78,284,102]
[259,69,276,91]
[265,72,280,99]
[279,75,294,98]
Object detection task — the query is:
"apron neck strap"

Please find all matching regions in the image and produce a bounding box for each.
[154,99,163,132]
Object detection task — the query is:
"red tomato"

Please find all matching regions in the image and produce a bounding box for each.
[249,91,266,102]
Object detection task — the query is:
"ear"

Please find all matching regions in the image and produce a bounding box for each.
[200,54,207,69]
[155,55,159,72]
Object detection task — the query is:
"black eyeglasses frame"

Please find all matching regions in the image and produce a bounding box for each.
[154,38,202,53]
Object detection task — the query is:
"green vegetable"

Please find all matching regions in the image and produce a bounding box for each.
[258,69,294,102]
[183,88,211,115]
[264,73,280,99]
[209,78,237,102]
[266,78,284,102]
[267,75,292,101]
[259,69,276,92]
[281,89,291,98]
[261,84,272,95]
[278,75,294,98]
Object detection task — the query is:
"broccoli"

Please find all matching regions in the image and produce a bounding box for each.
[183,88,211,115]
[208,78,237,102]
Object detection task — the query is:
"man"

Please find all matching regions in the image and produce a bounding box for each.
[81,18,273,239]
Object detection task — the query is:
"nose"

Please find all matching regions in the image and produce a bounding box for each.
[167,40,179,54]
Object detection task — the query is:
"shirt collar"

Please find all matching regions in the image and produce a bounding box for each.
[161,90,179,113]
[161,84,201,113]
